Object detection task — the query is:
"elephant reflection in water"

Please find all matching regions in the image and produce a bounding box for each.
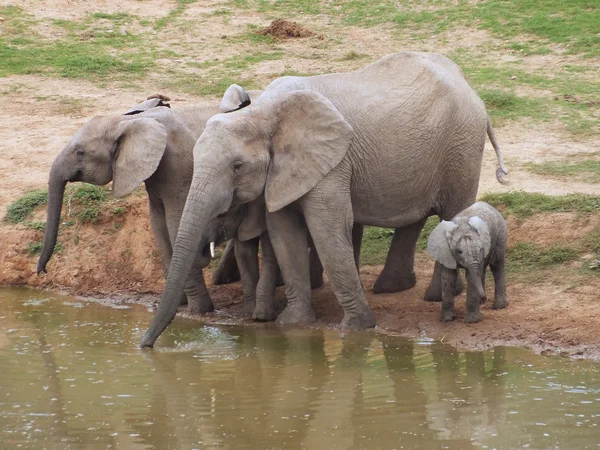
[423,345,508,445]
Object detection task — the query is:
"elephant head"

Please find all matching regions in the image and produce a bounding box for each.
[37,86,253,275]
[427,216,491,301]
[140,87,354,348]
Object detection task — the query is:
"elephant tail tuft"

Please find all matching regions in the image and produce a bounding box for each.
[487,118,509,184]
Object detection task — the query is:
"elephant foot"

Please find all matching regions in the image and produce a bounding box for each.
[276,303,316,326]
[340,306,376,330]
[465,310,482,324]
[373,271,416,294]
[440,309,456,322]
[252,301,278,322]
[242,297,256,317]
[492,296,508,310]
[186,298,215,315]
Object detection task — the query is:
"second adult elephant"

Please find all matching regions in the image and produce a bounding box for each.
[140,51,508,348]
[36,88,260,314]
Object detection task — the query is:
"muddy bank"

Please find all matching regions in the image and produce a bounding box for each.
[2,193,600,361]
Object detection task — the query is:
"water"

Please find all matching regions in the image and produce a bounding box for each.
[1,288,600,449]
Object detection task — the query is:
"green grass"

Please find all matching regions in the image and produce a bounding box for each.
[27,240,44,255]
[507,242,580,273]
[24,221,46,231]
[4,190,48,224]
[154,0,199,30]
[66,184,109,224]
[481,191,600,219]
[524,154,600,183]
[479,90,550,125]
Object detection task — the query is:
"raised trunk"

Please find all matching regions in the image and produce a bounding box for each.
[37,162,68,274]
[466,263,485,301]
[140,170,226,348]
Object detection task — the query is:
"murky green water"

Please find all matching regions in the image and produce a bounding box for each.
[1,288,600,449]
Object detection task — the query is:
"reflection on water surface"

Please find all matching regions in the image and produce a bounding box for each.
[1,287,599,449]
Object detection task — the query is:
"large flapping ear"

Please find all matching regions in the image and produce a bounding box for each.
[124,97,170,115]
[468,216,491,257]
[264,90,353,212]
[111,117,168,198]
[427,220,459,269]
[219,84,252,113]
[237,197,267,241]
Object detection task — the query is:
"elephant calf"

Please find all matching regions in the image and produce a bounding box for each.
[426,201,508,323]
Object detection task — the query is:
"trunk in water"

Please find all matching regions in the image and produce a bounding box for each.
[140,181,219,348]
[467,263,486,301]
[37,163,68,274]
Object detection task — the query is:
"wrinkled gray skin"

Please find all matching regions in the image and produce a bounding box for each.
[427,201,508,323]
[36,88,263,314]
[140,51,508,348]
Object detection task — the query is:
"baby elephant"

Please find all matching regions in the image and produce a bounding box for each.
[427,201,508,323]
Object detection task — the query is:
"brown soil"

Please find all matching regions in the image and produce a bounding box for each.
[258,19,315,39]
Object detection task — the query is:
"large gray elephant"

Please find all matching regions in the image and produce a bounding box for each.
[36,88,262,314]
[140,51,508,348]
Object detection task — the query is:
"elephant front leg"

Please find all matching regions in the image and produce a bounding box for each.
[440,266,457,322]
[374,219,429,294]
[303,192,375,330]
[185,266,214,314]
[252,232,279,321]
[234,237,260,316]
[266,208,316,325]
[425,262,465,302]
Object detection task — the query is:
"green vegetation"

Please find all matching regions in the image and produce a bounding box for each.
[154,0,199,30]
[4,190,48,224]
[481,191,600,219]
[479,90,549,125]
[507,242,579,273]
[24,221,46,232]
[66,184,109,224]
[27,240,44,255]
[340,51,367,61]
[524,154,600,183]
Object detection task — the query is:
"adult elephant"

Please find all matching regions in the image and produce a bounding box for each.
[36,87,262,314]
[140,51,508,348]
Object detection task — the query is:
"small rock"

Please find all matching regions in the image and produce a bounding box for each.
[120,27,127,36]
[510,75,517,80]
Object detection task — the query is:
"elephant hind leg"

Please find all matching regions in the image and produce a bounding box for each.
[373,218,428,294]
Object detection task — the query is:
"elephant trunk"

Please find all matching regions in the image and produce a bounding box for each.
[140,168,230,348]
[37,160,68,274]
[466,262,485,301]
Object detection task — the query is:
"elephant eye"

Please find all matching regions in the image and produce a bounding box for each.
[458,249,463,254]
[76,148,85,157]
[232,161,243,172]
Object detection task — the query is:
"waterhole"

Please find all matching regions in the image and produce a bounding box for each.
[0,287,599,449]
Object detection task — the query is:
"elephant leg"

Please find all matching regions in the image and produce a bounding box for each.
[234,237,260,316]
[480,265,488,304]
[491,257,508,310]
[373,218,428,294]
[266,208,315,325]
[440,266,457,322]
[352,223,364,271]
[148,196,187,307]
[424,261,444,302]
[185,257,214,315]
[253,232,279,321]
[212,239,241,285]
[303,189,375,330]
[164,206,213,314]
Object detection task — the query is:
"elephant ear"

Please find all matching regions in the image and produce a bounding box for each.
[219,84,251,113]
[264,90,353,212]
[427,220,459,269]
[468,216,491,257]
[111,117,168,198]
[237,198,267,241]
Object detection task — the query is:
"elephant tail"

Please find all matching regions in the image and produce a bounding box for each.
[487,118,509,184]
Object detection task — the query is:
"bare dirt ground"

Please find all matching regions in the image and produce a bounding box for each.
[1,0,600,360]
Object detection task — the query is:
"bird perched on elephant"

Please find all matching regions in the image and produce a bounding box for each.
[36,87,263,315]
[427,201,508,323]
[140,51,509,348]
